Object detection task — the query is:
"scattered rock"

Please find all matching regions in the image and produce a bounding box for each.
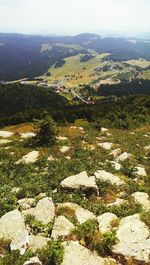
[18,198,35,210]
[110,148,122,158]
[101,127,108,133]
[57,203,96,224]
[15,151,39,164]
[29,235,50,252]
[97,213,118,234]
[116,152,131,162]
[0,209,29,254]
[47,155,55,161]
[94,170,125,186]
[34,197,55,224]
[60,146,70,153]
[134,166,147,177]
[98,142,113,150]
[0,131,14,138]
[56,136,68,141]
[60,171,98,194]
[0,139,12,145]
[144,144,150,151]
[23,256,42,265]
[11,187,21,194]
[51,216,75,239]
[132,192,150,211]
[20,132,36,139]
[113,214,150,262]
[62,241,117,265]
[110,161,122,171]
[107,198,125,207]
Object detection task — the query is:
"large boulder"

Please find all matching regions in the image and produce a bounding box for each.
[60,171,98,194]
[132,192,150,211]
[34,197,55,224]
[0,209,29,254]
[94,170,125,186]
[113,214,150,262]
[61,241,117,265]
[97,213,118,234]
[56,203,96,224]
[16,151,39,164]
[51,216,74,239]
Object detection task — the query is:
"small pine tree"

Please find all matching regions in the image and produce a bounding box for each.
[35,115,57,146]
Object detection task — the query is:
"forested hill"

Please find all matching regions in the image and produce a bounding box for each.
[0,83,68,117]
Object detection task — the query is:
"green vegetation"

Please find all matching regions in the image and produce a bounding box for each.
[37,241,64,265]
[71,219,118,256]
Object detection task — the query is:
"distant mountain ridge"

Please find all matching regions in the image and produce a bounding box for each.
[0,32,150,81]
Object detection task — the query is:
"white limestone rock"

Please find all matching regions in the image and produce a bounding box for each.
[51,216,74,239]
[98,142,114,150]
[57,202,96,224]
[113,214,150,262]
[0,139,12,145]
[116,152,131,162]
[23,256,42,265]
[144,144,150,151]
[29,235,50,252]
[0,209,29,254]
[110,161,122,171]
[20,132,36,139]
[94,170,125,186]
[56,136,68,141]
[132,192,150,211]
[110,148,122,158]
[101,127,109,133]
[97,213,118,234]
[34,197,55,224]
[60,171,98,193]
[134,166,147,177]
[60,146,70,153]
[0,131,14,138]
[62,241,117,265]
[107,198,125,207]
[15,151,39,164]
[18,198,35,210]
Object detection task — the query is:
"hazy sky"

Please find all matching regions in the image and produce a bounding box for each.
[0,0,150,35]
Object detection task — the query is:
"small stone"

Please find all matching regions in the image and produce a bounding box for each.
[0,131,14,138]
[98,142,113,150]
[116,152,131,162]
[15,151,39,164]
[29,235,50,252]
[23,256,42,265]
[60,146,70,153]
[134,166,147,177]
[0,139,12,145]
[20,132,36,139]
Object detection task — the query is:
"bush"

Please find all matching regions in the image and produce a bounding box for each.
[25,215,53,237]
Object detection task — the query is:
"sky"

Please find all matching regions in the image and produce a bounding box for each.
[0,0,150,36]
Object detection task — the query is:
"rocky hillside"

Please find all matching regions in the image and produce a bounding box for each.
[0,121,149,265]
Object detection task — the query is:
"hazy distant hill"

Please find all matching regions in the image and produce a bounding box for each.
[1,33,150,81]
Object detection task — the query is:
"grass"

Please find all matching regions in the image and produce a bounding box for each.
[140,70,150,80]
[45,53,110,87]
[127,59,150,69]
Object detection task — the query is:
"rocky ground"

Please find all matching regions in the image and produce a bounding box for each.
[0,121,149,265]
